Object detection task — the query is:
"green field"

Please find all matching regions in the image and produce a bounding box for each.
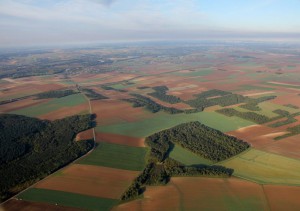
[97,111,254,137]
[172,68,213,77]
[77,142,147,171]
[219,148,300,185]
[169,144,212,165]
[110,83,135,90]
[233,85,275,92]
[17,188,118,211]
[10,93,87,117]
[234,101,300,118]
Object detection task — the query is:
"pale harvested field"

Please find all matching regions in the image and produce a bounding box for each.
[114,177,269,211]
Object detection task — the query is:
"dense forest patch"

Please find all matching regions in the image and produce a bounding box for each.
[0,114,95,202]
[217,108,271,124]
[121,121,249,201]
[148,86,181,104]
[35,89,78,99]
[186,89,247,110]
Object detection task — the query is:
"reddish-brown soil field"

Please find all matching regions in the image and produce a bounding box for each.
[76,130,145,147]
[38,103,89,120]
[72,73,138,85]
[1,199,83,211]
[260,134,300,159]
[263,185,300,211]
[226,125,282,148]
[91,100,152,125]
[1,83,65,99]
[272,93,300,107]
[0,98,50,113]
[76,129,94,141]
[97,132,145,147]
[34,164,139,199]
[114,177,269,211]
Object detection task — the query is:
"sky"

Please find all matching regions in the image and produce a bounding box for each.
[1,0,300,47]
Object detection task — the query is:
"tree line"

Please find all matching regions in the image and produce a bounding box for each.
[35,89,78,99]
[124,94,184,114]
[78,87,108,100]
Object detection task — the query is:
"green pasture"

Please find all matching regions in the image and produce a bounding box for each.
[233,85,274,92]
[17,188,118,211]
[96,111,254,138]
[77,142,147,171]
[172,68,213,77]
[169,144,212,165]
[219,148,300,185]
[10,93,87,117]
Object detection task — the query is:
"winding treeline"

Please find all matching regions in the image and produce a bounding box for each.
[80,88,108,100]
[35,89,78,99]
[121,121,247,201]
[0,114,95,202]
[239,95,277,111]
[148,86,181,104]
[186,89,247,110]
[124,94,183,114]
[101,85,127,93]
[275,124,300,140]
[216,108,270,124]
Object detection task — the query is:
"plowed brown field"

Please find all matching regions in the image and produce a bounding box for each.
[38,103,89,120]
[264,185,300,211]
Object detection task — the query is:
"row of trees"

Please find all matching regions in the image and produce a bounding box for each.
[216,108,270,124]
[0,114,95,202]
[101,85,127,93]
[79,88,108,100]
[35,89,78,99]
[124,94,183,114]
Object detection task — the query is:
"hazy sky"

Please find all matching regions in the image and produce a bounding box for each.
[1,0,300,46]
